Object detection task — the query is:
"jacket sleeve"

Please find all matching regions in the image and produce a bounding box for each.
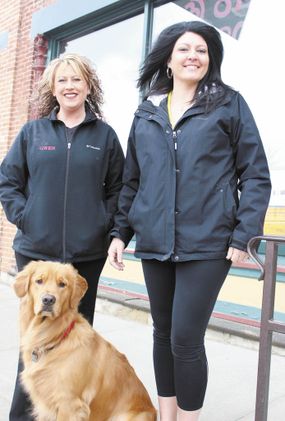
[0,126,28,228]
[104,129,125,229]
[110,120,139,246]
[230,93,271,251]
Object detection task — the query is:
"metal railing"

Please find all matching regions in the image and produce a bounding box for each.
[247,235,285,421]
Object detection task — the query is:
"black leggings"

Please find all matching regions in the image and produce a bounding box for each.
[142,258,231,412]
[9,252,106,421]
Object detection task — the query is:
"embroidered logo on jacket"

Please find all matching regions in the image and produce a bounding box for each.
[39,146,56,151]
[86,145,101,150]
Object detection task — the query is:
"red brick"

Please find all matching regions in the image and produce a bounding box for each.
[0,0,55,274]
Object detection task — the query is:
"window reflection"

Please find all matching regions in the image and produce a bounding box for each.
[62,14,144,152]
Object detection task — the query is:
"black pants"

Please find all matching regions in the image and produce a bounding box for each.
[142,258,231,412]
[9,252,106,421]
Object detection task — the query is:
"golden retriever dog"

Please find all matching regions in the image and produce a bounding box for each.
[13,260,157,421]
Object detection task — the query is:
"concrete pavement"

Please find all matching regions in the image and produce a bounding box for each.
[1,279,285,421]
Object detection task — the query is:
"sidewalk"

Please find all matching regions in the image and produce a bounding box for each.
[1,280,285,421]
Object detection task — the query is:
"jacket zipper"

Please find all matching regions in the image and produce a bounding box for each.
[173,130,178,151]
[172,130,178,259]
[62,140,71,262]
[62,123,83,261]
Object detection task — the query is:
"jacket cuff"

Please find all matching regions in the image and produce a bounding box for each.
[110,227,134,248]
[229,238,248,252]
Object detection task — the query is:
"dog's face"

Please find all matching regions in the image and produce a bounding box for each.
[13,261,88,319]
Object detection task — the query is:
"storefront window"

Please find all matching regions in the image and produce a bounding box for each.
[153,0,285,234]
[61,13,144,152]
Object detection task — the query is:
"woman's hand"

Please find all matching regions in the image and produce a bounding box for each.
[226,247,249,264]
[108,238,126,271]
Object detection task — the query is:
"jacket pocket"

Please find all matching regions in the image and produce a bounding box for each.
[130,206,166,252]
[19,193,62,256]
[218,182,237,225]
[20,194,34,234]
[100,201,112,232]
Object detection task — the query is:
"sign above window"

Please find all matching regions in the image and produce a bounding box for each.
[173,0,251,39]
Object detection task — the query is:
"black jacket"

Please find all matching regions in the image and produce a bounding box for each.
[0,109,125,262]
[111,91,271,261]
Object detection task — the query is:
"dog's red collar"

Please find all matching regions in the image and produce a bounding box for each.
[31,320,76,362]
[61,320,76,340]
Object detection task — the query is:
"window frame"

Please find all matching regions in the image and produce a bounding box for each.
[44,0,169,60]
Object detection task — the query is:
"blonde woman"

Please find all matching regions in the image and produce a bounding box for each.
[0,53,124,420]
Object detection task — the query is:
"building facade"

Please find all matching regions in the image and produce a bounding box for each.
[0,0,284,276]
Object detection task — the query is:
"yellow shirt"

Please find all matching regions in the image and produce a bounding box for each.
[167,91,173,128]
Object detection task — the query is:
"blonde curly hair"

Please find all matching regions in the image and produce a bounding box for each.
[34,53,104,118]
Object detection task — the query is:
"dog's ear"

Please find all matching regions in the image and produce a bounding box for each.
[70,273,88,309]
[13,261,38,298]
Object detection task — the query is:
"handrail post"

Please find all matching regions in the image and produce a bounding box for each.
[254,241,278,421]
[247,235,285,421]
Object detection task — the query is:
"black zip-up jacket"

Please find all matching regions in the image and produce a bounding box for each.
[111,91,271,261]
[0,108,125,262]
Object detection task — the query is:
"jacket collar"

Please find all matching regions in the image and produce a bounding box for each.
[48,104,97,124]
[136,90,235,120]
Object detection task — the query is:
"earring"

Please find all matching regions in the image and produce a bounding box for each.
[166,67,173,79]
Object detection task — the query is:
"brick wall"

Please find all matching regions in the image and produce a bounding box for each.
[0,0,55,274]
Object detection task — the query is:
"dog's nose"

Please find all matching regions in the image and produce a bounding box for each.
[42,294,56,306]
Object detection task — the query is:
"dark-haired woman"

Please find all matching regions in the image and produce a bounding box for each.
[0,53,124,421]
[108,21,271,420]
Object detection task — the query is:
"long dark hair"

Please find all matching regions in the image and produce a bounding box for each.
[137,21,233,110]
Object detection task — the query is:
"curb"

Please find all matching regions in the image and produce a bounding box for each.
[2,273,285,356]
[97,287,285,356]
